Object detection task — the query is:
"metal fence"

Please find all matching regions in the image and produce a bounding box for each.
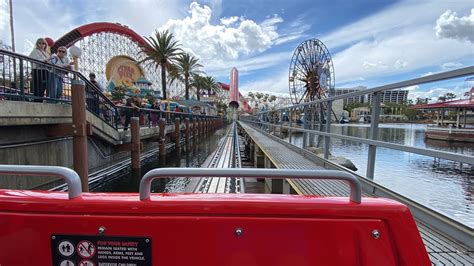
[242,66,474,179]
[0,48,118,128]
[0,49,222,129]
[114,105,221,130]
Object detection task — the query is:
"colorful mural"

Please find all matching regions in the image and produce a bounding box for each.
[105,55,159,100]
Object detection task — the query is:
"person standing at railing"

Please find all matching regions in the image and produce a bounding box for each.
[88,73,103,115]
[50,46,73,100]
[150,98,161,127]
[123,96,140,131]
[29,38,51,101]
[89,73,104,92]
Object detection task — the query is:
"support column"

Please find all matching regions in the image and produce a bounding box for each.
[131,117,141,169]
[199,118,204,137]
[463,108,467,128]
[367,91,381,180]
[249,141,255,162]
[456,108,460,128]
[302,106,307,148]
[71,79,89,192]
[289,108,293,143]
[254,145,264,168]
[192,118,196,141]
[324,100,332,159]
[159,118,166,157]
[264,157,283,194]
[175,118,181,150]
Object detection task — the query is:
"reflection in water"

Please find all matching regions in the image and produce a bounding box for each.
[289,123,474,228]
[95,130,223,193]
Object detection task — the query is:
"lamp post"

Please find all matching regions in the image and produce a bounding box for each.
[69,45,82,77]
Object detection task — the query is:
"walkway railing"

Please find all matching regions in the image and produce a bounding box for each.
[0,48,221,130]
[0,48,118,128]
[243,66,474,180]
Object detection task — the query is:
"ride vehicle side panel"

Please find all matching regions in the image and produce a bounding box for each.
[0,192,430,266]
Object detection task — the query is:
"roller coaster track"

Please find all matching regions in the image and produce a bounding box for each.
[193,122,244,193]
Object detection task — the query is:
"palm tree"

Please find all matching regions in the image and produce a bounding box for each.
[191,74,205,101]
[192,75,220,101]
[139,30,181,100]
[203,76,219,95]
[175,53,203,100]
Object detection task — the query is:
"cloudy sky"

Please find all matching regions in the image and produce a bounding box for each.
[1,0,473,101]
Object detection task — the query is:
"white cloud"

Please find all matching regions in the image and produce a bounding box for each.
[161,2,282,67]
[435,9,474,43]
[321,1,473,86]
[220,16,239,26]
[442,62,463,70]
[240,68,289,95]
[395,59,408,69]
[207,51,291,79]
[323,1,472,50]
[421,72,437,77]
[0,0,7,35]
[408,85,467,101]
[404,85,419,91]
[274,16,311,45]
[2,0,184,54]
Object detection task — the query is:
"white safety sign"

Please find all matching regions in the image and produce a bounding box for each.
[77,240,96,258]
[58,240,75,257]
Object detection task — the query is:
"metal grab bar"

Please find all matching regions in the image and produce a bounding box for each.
[140,168,362,203]
[0,165,82,199]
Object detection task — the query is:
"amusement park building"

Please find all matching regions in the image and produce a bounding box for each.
[335,87,409,105]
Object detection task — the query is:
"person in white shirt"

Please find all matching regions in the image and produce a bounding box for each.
[29,38,51,101]
[49,46,74,100]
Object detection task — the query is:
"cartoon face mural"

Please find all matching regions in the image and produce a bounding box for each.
[105,55,159,98]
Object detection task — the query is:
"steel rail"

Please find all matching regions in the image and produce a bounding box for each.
[141,168,362,202]
[257,66,474,114]
[0,165,81,199]
[244,120,474,165]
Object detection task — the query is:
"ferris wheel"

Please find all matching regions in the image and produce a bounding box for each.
[288,39,335,105]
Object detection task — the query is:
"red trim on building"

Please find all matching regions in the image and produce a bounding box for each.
[219,82,252,113]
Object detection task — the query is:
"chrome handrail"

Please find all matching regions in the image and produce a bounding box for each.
[140,168,361,203]
[0,165,82,199]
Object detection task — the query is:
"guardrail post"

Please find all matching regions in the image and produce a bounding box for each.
[71,79,89,192]
[192,118,196,141]
[199,118,204,137]
[19,58,25,101]
[175,118,181,150]
[185,118,190,147]
[324,100,332,159]
[280,110,284,137]
[131,117,140,169]
[367,91,381,179]
[159,118,166,157]
[289,108,293,143]
[302,106,307,148]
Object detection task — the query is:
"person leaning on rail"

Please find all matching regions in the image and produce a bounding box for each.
[28,38,51,102]
[88,73,104,116]
[49,46,74,101]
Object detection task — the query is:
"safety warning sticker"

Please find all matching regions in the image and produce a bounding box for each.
[51,235,151,266]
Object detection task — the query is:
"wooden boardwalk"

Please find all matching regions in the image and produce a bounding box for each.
[239,122,473,265]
